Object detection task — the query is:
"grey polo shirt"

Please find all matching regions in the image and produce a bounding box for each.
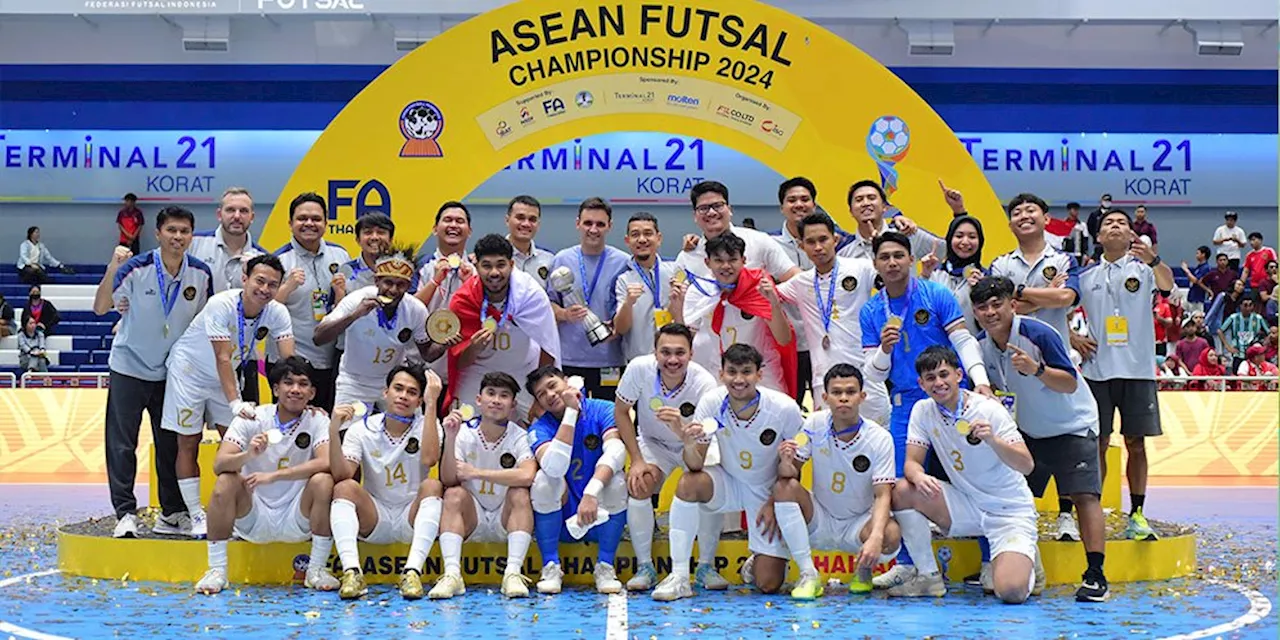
[512,238,556,289]
[187,227,268,293]
[1077,255,1159,382]
[989,244,1081,347]
[109,252,214,381]
[613,257,683,364]
[271,238,351,369]
[978,315,1098,439]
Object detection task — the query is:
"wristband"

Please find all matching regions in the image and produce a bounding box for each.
[584,478,604,497]
[562,407,579,426]
[1147,255,1162,268]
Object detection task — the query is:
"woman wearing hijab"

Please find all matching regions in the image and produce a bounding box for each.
[921,215,986,333]
[1190,348,1227,391]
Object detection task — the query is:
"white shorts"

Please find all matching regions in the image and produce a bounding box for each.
[161,373,231,435]
[808,503,874,553]
[701,466,786,558]
[333,376,385,414]
[637,436,685,480]
[530,469,628,515]
[942,482,1038,562]
[233,489,310,544]
[362,499,414,545]
[466,493,509,544]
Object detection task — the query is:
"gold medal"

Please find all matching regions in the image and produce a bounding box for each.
[699,417,718,435]
[886,315,903,329]
[265,428,284,445]
[963,265,979,279]
[482,317,498,333]
[350,401,368,417]
[673,270,688,283]
[458,404,475,421]
[793,431,810,447]
[427,309,461,343]
[376,295,394,306]
[649,397,664,411]
[955,420,971,436]
[447,254,461,269]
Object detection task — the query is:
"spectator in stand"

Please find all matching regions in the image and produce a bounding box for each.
[1053,201,1090,264]
[1152,292,1175,357]
[1201,253,1240,300]
[1221,279,1247,319]
[17,226,73,285]
[1236,344,1278,382]
[1180,246,1214,314]
[1131,205,1157,252]
[1264,323,1278,362]
[1157,354,1190,390]
[1189,349,1227,391]
[1212,212,1248,271]
[1174,320,1210,371]
[0,293,13,338]
[17,315,49,373]
[1242,233,1277,290]
[1218,291,1267,370]
[21,285,60,336]
[117,193,146,256]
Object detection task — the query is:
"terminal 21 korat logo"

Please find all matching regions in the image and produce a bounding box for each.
[0,133,217,196]
[398,101,445,158]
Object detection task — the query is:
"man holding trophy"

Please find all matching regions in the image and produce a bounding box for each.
[546,198,632,401]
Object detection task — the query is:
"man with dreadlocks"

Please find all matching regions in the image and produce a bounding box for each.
[315,245,447,417]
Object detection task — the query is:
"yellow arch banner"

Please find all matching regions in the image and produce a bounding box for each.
[259,0,1010,254]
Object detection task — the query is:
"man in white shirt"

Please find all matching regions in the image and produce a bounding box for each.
[414,201,475,402]
[429,372,537,600]
[329,365,445,600]
[614,323,727,592]
[272,192,352,411]
[842,180,944,262]
[94,207,214,539]
[775,212,887,422]
[1213,211,1249,271]
[893,346,1041,604]
[194,356,339,594]
[506,195,556,289]
[613,212,682,364]
[162,254,296,538]
[314,250,442,411]
[651,344,805,601]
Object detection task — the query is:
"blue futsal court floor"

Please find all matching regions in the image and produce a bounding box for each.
[1,485,1275,639]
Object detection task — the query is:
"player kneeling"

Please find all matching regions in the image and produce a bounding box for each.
[892,346,1043,604]
[773,364,904,598]
[651,344,805,601]
[195,356,338,594]
[429,372,537,599]
[328,365,446,600]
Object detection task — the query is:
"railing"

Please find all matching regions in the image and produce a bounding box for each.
[20,372,111,389]
[0,372,16,388]
[1156,375,1278,392]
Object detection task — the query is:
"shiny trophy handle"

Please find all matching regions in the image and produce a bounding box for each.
[549,265,614,346]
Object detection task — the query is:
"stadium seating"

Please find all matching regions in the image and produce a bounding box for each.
[0,264,116,378]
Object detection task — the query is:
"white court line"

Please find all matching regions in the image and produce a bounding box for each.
[0,569,74,640]
[605,592,628,640]
[1157,579,1272,640]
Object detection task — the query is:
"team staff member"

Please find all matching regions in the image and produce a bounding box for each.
[842,180,949,261]
[414,201,475,404]
[612,212,682,364]
[95,207,214,539]
[505,195,556,289]
[272,193,351,411]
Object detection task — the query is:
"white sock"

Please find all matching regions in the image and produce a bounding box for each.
[627,497,655,566]
[308,536,333,572]
[696,512,723,568]
[207,540,228,571]
[330,499,361,571]
[667,498,699,580]
[894,509,939,575]
[506,531,531,575]
[440,532,463,575]
[405,497,442,572]
[178,477,203,514]
[775,502,816,576]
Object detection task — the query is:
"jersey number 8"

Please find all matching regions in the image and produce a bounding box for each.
[830,471,846,494]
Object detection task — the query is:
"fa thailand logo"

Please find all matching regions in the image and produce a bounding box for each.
[399,101,444,158]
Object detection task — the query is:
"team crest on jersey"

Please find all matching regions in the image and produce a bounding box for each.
[405,437,420,454]
[538,266,549,280]
[841,276,857,292]
[966,433,982,446]
[295,432,311,449]
[183,286,197,301]
[680,402,696,417]
[500,452,517,469]
[852,455,871,472]
[1124,277,1140,293]
[872,275,884,291]
[741,310,754,320]
[1042,265,1058,281]
[759,429,777,446]
[329,262,340,274]
[256,326,269,340]
[398,328,412,343]
[914,309,931,325]
[584,434,602,450]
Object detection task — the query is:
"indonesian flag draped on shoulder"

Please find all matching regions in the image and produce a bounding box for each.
[681,266,798,398]
[445,269,560,408]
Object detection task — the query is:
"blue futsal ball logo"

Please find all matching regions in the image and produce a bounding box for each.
[293,554,310,581]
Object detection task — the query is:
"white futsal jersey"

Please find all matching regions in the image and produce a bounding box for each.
[455,318,540,413]
[615,354,719,452]
[795,411,895,519]
[692,386,803,487]
[166,289,292,383]
[906,390,1035,515]
[222,405,329,510]
[715,311,786,394]
[453,419,533,512]
[341,413,432,510]
[332,286,429,383]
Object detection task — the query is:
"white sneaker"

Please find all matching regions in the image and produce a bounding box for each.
[872,563,916,589]
[536,562,563,594]
[501,572,531,598]
[694,563,730,590]
[739,554,757,586]
[195,568,228,594]
[594,562,623,594]
[1056,512,1081,542]
[627,562,658,591]
[651,573,693,602]
[188,510,208,539]
[151,512,191,536]
[304,566,340,591]
[887,572,947,598]
[979,561,994,594]
[428,572,466,599]
[112,513,140,539]
[1033,550,1046,596]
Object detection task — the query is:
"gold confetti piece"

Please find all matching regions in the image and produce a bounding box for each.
[234,589,241,597]
[532,613,539,622]
[812,621,821,629]
[304,610,320,619]
[121,571,130,581]
[764,601,773,608]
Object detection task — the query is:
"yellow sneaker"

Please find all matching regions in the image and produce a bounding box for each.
[399,569,425,600]
[790,573,825,600]
[848,567,874,594]
[428,572,466,600]
[338,569,367,600]
[501,572,531,598]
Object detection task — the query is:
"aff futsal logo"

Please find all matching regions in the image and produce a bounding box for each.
[399,100,445,158]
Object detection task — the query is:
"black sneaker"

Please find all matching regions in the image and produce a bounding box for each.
[1075,569,1109,602]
